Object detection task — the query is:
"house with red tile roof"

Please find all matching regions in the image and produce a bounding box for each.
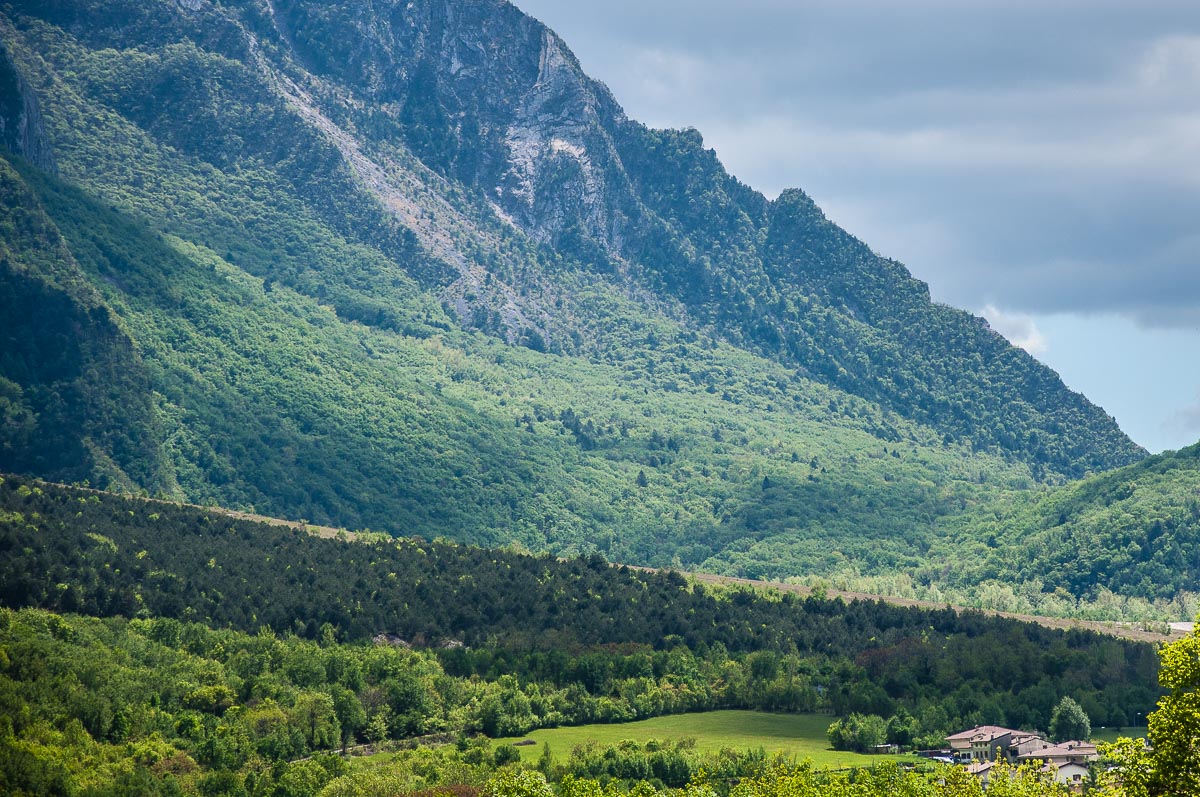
[946,726,1045,763]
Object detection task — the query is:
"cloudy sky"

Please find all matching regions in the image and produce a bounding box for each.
[514,0,1200,454]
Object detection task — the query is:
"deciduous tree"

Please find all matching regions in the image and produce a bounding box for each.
[1049,696,1090,742]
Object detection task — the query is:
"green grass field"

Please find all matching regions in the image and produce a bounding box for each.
[495,710,908,769]
[1091,726,1148,743]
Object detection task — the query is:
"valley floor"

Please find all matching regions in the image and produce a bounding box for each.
[492,710,911,769]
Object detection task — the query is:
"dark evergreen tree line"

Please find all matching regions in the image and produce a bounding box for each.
[0,475,1161,734]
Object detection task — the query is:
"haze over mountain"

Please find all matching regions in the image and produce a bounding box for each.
[0,0,1150,584]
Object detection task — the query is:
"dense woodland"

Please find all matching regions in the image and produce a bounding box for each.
[0,475,1166,794]
[941,444,1200,601]
[805,444,1200,621]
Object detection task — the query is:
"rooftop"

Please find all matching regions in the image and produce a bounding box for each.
[946,725,1022,742]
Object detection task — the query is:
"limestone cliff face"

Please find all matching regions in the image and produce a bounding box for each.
[496,27,634,254]
[0,42,55,173]
[269,0,640,258]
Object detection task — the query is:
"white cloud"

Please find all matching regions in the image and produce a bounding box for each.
[621,48,709,110]
[980,305,1048,355]
[1138,34,1200,91]
[1165,395,1200,441]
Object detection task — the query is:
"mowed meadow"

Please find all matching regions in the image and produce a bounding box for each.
[495,711,909,768]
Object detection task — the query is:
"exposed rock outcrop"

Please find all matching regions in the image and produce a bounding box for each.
[0,42,55,173]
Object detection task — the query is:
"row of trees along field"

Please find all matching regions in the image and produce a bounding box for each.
[825,696,1092,755]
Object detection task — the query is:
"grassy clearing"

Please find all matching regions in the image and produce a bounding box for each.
[495,710,909,769]
[1091,726,1148,743]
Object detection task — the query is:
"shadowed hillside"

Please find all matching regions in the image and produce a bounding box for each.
[0,0,1143,581]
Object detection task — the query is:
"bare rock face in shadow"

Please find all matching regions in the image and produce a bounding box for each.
[0,41,56,173]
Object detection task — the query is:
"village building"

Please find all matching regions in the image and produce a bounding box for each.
[1017,740,1099,768]
[1008,732,1050,759]
[946,726,1046,764]
[964,760,999,787]
[948,727,1100,789]
[1049,761,1091,789]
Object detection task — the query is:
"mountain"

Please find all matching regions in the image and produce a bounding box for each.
[939,443,1200,606]
[245,0,1142,478]
[0,0,1144,579]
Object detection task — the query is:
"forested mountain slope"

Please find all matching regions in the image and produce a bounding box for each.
[253,0,1138,478]
[0,0,1144,577]
[793,444,1200,620]
[934,443,1200,606]
[0,472,1163,794]
[0,474,1160,733]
